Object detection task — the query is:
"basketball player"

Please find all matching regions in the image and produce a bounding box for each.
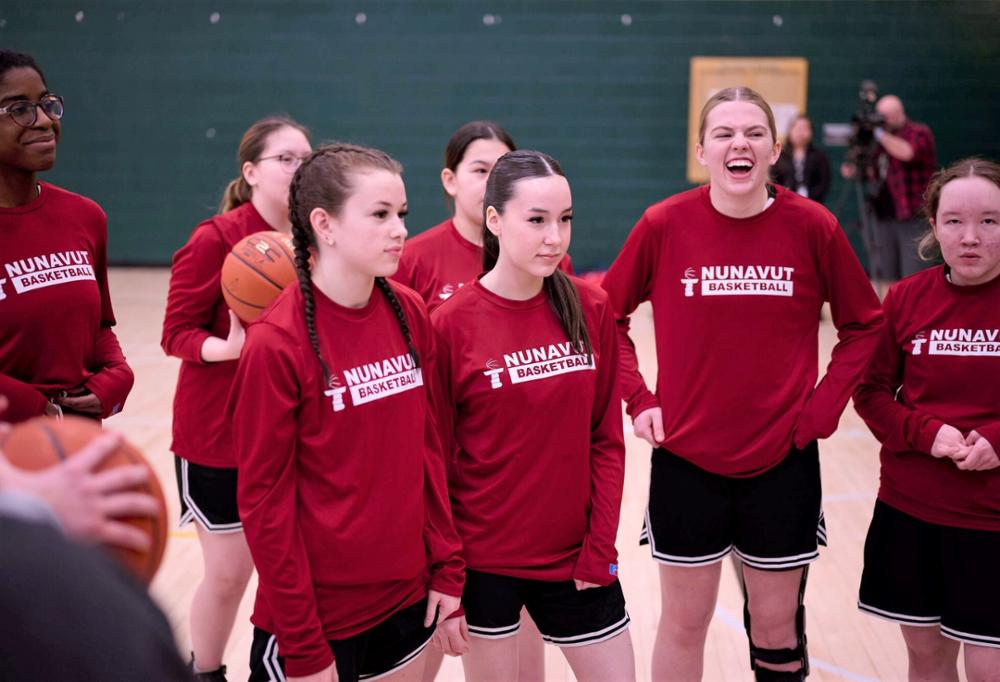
[431,150,635,682]
[230,144,463,682]
[161,116,312,680]
[392,121,571,314]
[854,158,1000,681]
[601,87,884,681]
[397,121,551,682]
[0,50,133,423]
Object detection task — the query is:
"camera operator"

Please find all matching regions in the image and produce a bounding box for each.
[842,94,937,292]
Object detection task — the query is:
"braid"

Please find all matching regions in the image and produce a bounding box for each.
[544,271,593,361]
[288,158,332,386]
[286,142,407,385]
[374,277,420,367]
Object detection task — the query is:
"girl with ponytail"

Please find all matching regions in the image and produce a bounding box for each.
[430,150,635,681]
[161,116,310,681]
[229,143,464,682]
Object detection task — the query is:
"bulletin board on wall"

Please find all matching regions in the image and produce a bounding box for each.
[687,57,808,184]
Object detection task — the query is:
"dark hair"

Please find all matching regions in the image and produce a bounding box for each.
[698,86,777,144]
[445,120,515,171]
[218,116,310,214]
[0,50,46,87]
[442,121,515,210]
[918,157,1000,261]
[482,150,591,358]
[287,143,417,387]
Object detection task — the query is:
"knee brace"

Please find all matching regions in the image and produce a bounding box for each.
[736,559,810,679]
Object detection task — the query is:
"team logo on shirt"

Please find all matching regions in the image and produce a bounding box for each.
[1,250,95,299]
[911,328,1000,357]
[323,374,348,412]
[482,358,505,388]
[679,264,794,297]
[482,343,593,389]
[438,282,464,301]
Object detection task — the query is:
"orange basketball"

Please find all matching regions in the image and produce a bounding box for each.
[221,230,298,323]
[3,416,169,585]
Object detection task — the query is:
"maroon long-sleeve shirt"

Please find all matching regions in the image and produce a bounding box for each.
[602,185,884,476]
[230,281,464,677]
[0,182,132,422]
[854,267,1000,530]
[161,202,273,467]
[432,277,624,586]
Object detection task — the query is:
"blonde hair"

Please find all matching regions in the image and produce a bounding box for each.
[917,157,1000,260]
[698,87,777,144]
[217,116,310,214]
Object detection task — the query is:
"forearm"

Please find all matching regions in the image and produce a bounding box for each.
[877,129,915,162]
[84,327,135,417]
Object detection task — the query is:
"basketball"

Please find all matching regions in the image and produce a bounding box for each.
[3,416,169,585]
[220,230,298,323]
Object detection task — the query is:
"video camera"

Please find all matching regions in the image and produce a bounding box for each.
[847,80,884,174]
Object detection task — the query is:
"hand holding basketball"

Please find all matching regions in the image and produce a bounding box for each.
[1,416,168,584]
[200,310,246,363]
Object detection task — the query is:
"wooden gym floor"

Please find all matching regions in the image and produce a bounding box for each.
[107,267,957,681]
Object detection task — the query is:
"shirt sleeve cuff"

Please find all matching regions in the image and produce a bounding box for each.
[915,418,945,455]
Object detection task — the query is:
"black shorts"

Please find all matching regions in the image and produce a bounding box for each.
[859,501,1000,649]
[463,570,630,647]
[640,443,826,570]
[174,456,241,533]
[248,598,435,682]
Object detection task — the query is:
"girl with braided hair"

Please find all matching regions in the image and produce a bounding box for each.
[162,116,311,681]
[430,150,635,681]
[229,143,464,682]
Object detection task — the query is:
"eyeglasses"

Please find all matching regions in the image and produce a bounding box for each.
[258,153,310,172]
[0,94,64,128]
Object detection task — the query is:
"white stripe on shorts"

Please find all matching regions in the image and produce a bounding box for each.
[180,459,243,534]
[468,622,520,639]
[540,613,631,648]
[940,625,1000,649]
[733,547,819,570]
[263,634,286,682]
[857,601,941,626]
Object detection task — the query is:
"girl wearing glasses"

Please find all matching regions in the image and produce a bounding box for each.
[0,49,134,423]
[161,116,312,681]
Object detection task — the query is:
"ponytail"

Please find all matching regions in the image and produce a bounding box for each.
[218,176,253,214]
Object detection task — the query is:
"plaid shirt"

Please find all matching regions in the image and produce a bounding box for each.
[876,120,936,221]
